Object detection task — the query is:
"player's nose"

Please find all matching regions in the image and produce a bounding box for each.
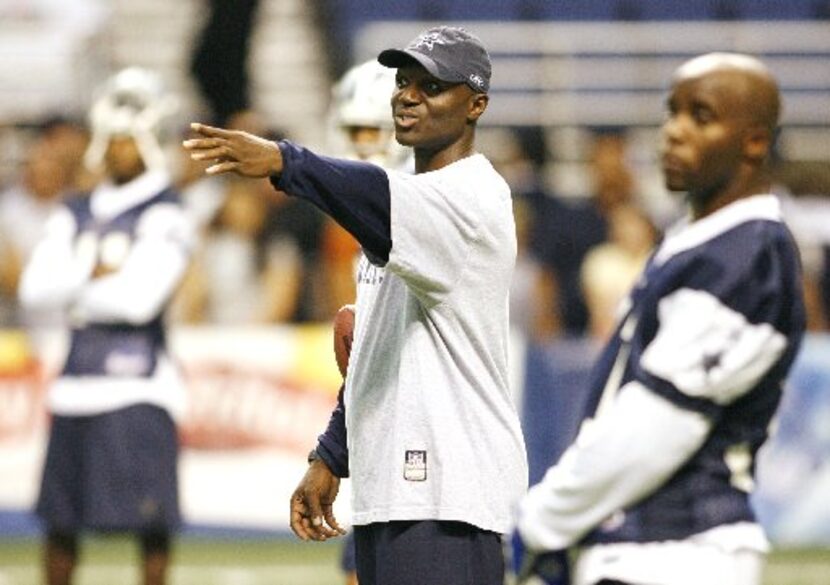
[394,84,420,107]
[661,113,685,145]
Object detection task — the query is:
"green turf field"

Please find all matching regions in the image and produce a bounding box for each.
[0,537,827,585]
[0,537,341,585]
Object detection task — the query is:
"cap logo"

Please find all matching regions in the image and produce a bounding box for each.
[412,32,446,52]
[469,73,484,89]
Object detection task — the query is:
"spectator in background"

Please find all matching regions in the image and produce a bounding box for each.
[486,126,561,341]
[774,161,830,331]
[0,117,89,327]
[580,203,657,340]
[175,176,280,323]
[530,128,636,336]
[511,195,560,341]
[39,116,94,192]
[174,114,325,324]
[174,173,324,324]
[19,67,192,585]
[190,0,260,125]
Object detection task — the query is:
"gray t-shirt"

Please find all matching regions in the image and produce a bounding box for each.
[346,153,528,534]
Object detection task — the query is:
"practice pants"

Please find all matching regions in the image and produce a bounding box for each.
[354,520,504,585]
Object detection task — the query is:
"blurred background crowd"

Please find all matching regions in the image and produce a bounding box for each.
[1,0,828,342]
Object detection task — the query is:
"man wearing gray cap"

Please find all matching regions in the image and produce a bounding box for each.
[184,26,528,584]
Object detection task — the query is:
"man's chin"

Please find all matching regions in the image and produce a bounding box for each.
[394,132,415,147]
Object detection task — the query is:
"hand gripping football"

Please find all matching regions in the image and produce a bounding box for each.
[333,304,355,379]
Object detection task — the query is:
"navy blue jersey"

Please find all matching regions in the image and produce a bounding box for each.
[62,189,180,378]
[580,196,806,544]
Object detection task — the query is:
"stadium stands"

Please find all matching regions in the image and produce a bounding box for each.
[352,22,830,158]
[0,0,330,149]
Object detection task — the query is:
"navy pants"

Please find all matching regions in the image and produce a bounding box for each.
[354,520,504,585]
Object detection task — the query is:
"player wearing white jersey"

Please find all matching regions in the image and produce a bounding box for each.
[515,54,806,585]
[184,26,528,585]
[20,68,193,585]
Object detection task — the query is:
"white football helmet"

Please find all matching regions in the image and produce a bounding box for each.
[329,60,411,170]
[84,67,179,173]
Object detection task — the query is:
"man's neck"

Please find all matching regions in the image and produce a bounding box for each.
[691,170,771,221]
[414,135,476,174]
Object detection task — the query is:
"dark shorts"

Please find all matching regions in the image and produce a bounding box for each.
[36,404,180,533]
[354,520,504,585]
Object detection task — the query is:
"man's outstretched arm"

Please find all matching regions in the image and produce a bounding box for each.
[184,123,391,264]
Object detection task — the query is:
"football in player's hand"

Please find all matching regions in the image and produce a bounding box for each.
[333,304,355,379]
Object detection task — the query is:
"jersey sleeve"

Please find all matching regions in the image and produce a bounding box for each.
[517,380,711,551]
[73,203,194,324]
[635,241,792,410]
[315,383,349,478]
[385,171,481,302]
[272,141,391,264]
[18,206,91,311]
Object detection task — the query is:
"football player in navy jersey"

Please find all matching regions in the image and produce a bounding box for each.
[515,53,806,585]
[19,68,193,585]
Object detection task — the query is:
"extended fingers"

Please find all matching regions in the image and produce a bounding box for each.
[188,147,231,163]
[182,137,224,150]
[190,122,234,138]
[205,161,240,175]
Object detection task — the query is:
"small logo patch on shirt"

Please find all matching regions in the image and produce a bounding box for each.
[404,450,427,481]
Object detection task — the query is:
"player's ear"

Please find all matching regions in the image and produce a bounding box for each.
[467,93,489,123]
[743,125,773,163]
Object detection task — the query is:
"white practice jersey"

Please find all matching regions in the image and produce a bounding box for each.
[345,153,528,534]
[19,171,194,420]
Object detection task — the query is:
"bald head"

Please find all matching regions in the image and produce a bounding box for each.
[673,52,781,133]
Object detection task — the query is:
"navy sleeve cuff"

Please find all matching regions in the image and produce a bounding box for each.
[271,140,392,264]
[315,383,349,478]
[317,440,349,479]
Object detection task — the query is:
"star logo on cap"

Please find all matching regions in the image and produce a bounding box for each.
[413,32,445,51]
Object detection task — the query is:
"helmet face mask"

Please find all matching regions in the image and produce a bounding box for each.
[329,60,412,170]
[84,67,178,175]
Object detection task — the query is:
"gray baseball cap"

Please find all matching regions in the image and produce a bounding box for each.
[377,26,491,93]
